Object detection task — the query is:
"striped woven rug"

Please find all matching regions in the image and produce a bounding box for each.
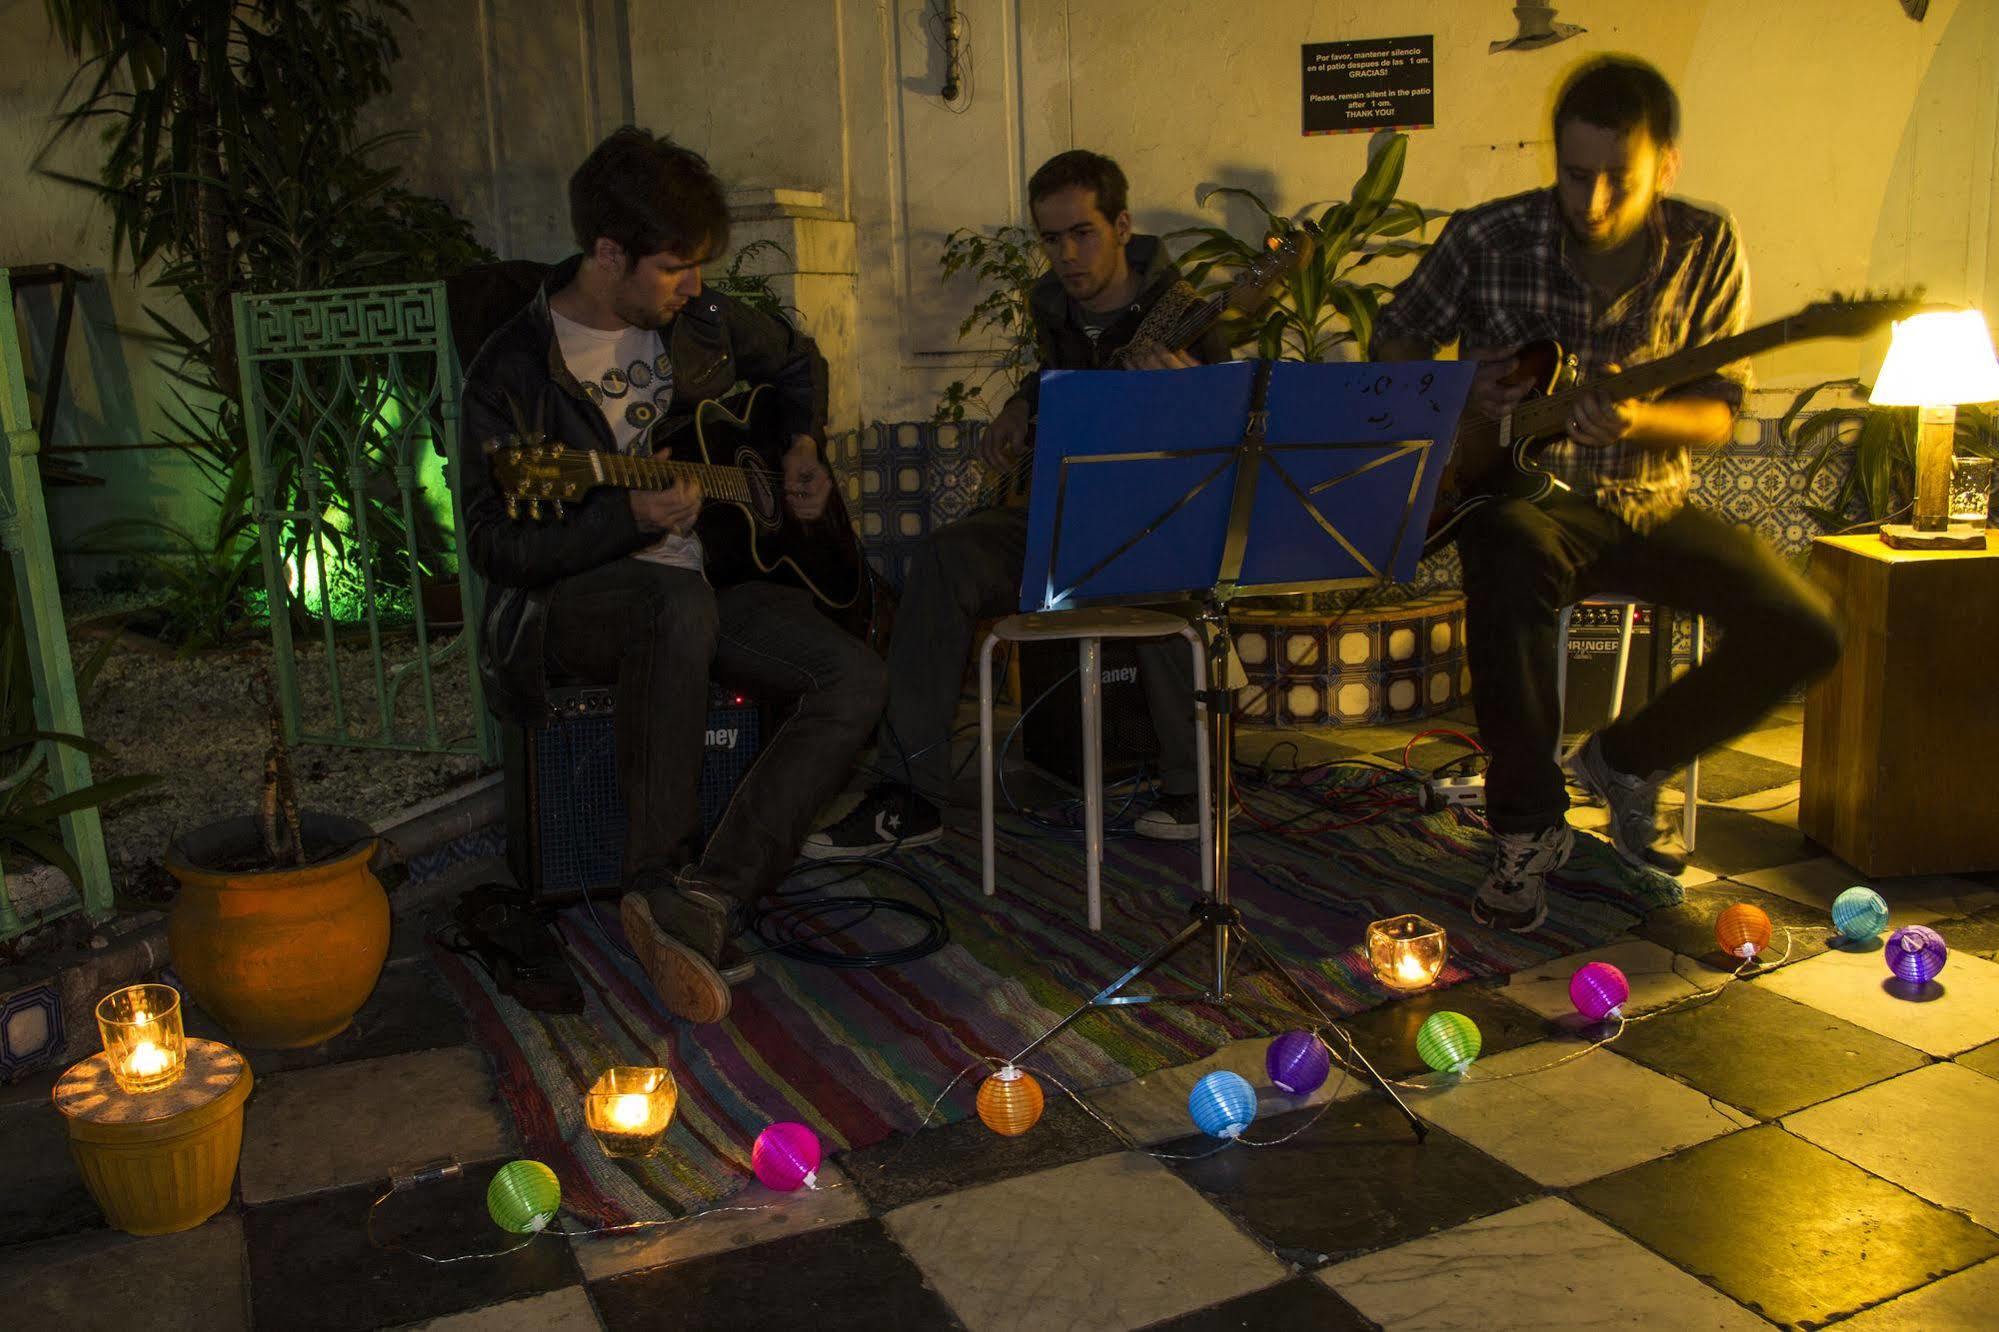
[433,796,1679,1223]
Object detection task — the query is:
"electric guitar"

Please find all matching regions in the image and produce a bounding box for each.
[977,225,1320,507]
[487,385,871,623]
[1423,292,1927,555]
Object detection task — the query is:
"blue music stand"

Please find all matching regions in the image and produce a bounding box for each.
[1006,357,1475,1142]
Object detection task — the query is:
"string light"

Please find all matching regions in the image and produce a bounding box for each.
[1716,903,1773,959]
[1885,925,1948,986]
[1831,887,1889,944]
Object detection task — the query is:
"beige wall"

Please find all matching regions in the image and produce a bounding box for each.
[7,0,1995,477]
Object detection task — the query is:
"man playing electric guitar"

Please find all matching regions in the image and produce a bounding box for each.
[804,149,1225,856]
[463,127,885,1023]
[1372,57,1841,931]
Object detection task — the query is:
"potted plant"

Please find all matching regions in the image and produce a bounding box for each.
[1781,379,1998,531]
[165,668,387,1048]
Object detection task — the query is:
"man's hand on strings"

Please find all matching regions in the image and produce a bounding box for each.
[1123,342,1198,371]
[1566,363,1641,449]
[631,478,702,536]
[978,397,1032,471]
[782,435,832,522]
[1464,343,1532,419]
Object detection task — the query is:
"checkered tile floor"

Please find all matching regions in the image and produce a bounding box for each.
[6,709,1999,1330]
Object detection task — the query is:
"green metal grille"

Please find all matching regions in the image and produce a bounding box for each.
[236,282,495,762]
[0,267,113,939]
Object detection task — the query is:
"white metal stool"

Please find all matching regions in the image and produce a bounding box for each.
[978,607,1213,931]
[1556,599,1706,852]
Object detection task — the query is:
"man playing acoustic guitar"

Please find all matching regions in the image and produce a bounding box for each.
[804,149,1224,856]
[1373,57,1841,931]
[463,127,885,1023]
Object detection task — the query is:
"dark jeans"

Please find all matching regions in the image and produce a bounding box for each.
[878,505,1201,800]
[544,560,886,910]
[1458,496,1842,834]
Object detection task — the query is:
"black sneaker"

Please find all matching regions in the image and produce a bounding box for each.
[1563,732,1687,874]
[1133,792,1203,841]
[800,784,943,858]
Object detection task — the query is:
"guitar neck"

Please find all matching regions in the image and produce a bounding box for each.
[595,452,758,506]
[1513,318,1798,438]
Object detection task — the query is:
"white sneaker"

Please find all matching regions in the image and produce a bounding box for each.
[1473,823,1574,933]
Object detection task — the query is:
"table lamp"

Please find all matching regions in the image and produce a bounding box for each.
[1869,309,1999,548]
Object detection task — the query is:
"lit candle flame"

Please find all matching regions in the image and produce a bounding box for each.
[127,1040,170,1077]
[609,1093,651,1130]
[1396,953,1432,984]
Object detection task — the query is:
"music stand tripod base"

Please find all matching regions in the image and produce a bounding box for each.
[1007,356,1479,1144]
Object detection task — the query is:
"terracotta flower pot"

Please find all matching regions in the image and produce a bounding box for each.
[166,813,389,1049]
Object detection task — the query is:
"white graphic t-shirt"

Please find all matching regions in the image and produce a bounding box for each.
[550,307,703,573]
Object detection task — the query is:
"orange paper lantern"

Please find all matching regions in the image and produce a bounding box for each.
[1716,903,1773,959]
[976,1065,1045,1136]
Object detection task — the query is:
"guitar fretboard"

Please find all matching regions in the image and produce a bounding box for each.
[591,452,758,505]
[1511,318,1801,437]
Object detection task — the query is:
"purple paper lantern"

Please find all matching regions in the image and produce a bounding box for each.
[1885,925,1948,986]
[751,1121,821,1192]
[1266,1030,1330,1096]
[1569,962,1631,1021]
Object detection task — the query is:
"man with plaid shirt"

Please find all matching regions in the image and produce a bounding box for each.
[1373,57,1840,931]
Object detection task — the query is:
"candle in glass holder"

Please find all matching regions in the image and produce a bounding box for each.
[583,1067,677,1156]
[1367,914,1448,993]
[95,983,187,1095]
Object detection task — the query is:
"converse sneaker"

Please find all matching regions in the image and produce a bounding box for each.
[799,783,943,858]
[1473,823,1574,934]
[1133,792,1203,841]
[1563,732,1687,874]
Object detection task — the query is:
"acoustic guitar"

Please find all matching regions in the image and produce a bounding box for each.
[1423,292,1926,555]
[487,385,873,628]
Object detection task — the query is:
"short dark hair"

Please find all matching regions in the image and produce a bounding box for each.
[569,126,730,263]
[1553,56,1680,146]
[1027,150,1129,224]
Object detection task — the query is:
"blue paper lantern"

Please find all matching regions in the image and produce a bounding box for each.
[1265,1030,1330,1096]
[1189,1070,1257,1139]
[1831,887,1890,943]
[1886,924,1948,986]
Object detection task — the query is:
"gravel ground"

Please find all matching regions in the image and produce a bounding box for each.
[68,607,488,899]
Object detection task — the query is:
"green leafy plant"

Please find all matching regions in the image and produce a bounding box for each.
[1172,133,1438,360]
[710,239,797,324]
[39,0,495,646]
[1780,379,1998,529]
[932,224,1047,422]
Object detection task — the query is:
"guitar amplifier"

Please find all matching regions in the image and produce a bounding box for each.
[1562,602,1663,738]
[503,684,765,901]
[1017,640,1160,787]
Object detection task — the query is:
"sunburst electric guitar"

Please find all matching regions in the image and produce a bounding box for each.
[487,385,871,627]
[1423,292,1925,555]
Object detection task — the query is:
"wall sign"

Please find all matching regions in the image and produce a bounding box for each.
[1302,36,1435,136]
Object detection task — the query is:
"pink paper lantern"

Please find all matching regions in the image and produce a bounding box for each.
[751,1121,821,1192]
[1569,961,1630,1021]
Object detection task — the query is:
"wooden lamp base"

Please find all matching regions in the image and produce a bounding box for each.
[1878,523,1988,550]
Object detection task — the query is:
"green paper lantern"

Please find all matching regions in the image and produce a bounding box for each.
[1417,1010,1482,1074]
[487,1159,561,1234]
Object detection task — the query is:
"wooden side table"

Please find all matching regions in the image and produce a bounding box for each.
[1800,534,1999,876]
[53,1037,252,1235]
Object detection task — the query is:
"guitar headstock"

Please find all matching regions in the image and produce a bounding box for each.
[486,433,594,520]
[1222,223,1318,313]
[1790,289,1932,341]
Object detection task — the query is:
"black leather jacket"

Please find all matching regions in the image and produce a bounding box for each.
[460,254,829,723]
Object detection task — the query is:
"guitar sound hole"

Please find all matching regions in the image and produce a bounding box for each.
[736,446,781,530]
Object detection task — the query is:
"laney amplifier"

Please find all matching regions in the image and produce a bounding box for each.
[1562,602,1665,738]
[1016,639,1161,787]
[503,684,764,901]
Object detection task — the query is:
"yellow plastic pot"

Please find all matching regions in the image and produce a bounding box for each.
[167,813,389,1048]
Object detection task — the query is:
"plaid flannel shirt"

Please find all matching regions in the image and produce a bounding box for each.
[1372,187,1750,531]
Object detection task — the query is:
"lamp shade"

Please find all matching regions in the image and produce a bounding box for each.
[1885,924,1948,986]
[751,1122,822,1191]
[1188,1070,1258,1139]
[1266,1030,1331,1096]
[487,1160,561,1234]
[1716,903,1773,959]
[976,1065,1046,1136]
[1569,962,1630,1021]
[1869,310,1999,406]
[1416,1011,1482,1074]
[1831,887,1890,944]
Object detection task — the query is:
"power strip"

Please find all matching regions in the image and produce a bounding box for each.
[1425,773,1486,812]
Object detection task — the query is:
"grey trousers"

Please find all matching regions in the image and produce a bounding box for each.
[877,505,1200,799]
